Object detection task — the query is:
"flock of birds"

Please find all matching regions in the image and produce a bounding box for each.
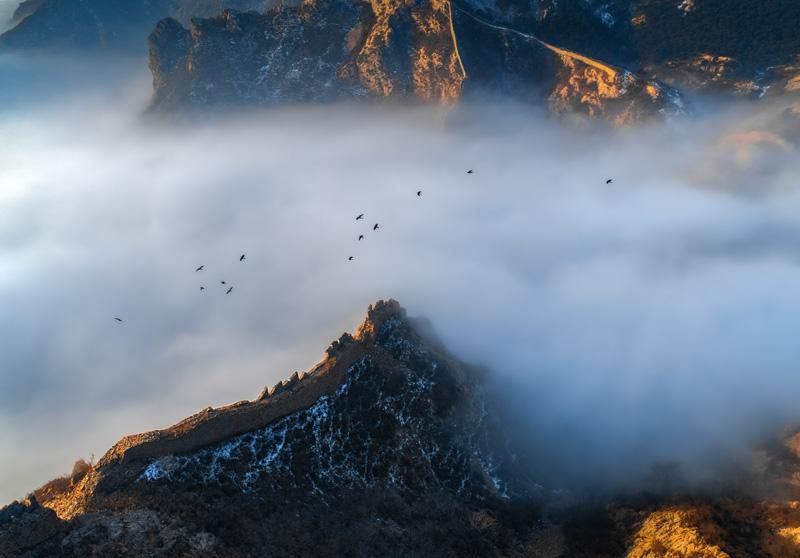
[112,170,613,322]
[346,182,431,262]
[193,255,245,295]
[112,254,246,322]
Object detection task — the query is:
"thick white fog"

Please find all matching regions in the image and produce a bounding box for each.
[2,70,800,503]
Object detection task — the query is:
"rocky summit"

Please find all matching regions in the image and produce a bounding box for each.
[0,300,540,557]
[6,300,800,556]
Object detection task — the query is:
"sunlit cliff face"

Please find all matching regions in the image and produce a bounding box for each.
[1,69,800,504]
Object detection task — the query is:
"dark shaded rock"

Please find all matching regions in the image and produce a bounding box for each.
[0,496,64,556]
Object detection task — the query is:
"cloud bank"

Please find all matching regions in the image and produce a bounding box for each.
[2,65,800,503]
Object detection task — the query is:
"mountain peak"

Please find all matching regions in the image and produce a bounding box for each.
[1,298,533,555]
[354,298,406,342]
[14,299,513,530]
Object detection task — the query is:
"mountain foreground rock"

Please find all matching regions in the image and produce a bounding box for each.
[0,300,538,556]
[4,300,800,556]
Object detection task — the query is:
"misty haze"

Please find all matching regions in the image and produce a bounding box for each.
[2,1,800,556]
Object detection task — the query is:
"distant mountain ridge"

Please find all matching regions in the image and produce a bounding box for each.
[141,0,800,120]
[2,0,799,120]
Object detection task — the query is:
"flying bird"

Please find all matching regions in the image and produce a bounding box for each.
[417,190,422,196]
[240,254,246,262]
[220,281,227,285]
[606,178,613,184]
[195,265,204,272]
[200,286,205,291]
[358,234,364,241]
[226,287,233,294]
[113,317,123,322]
[467,169,474,174]
[373,223,379,231]
[348,256,354,261]
[356,214,364,221]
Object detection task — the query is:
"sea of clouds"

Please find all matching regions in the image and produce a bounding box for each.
[2,56,800,502]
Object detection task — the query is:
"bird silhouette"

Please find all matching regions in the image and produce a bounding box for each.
[200,286,205,291]
[356,214,364,221]
[113,317,123,322]
[240,254,246,262]
[606,178,613,184]
[467,169,474,174]
[348,256,354,261]
[417,190,422,196]
[220,281,227,285]
[195,265,204,272]
[373,223,379,231]
[358,234,364,241]
[226,287,233,294]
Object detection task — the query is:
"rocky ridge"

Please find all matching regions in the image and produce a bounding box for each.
[147,2,684,123]
[4,0,799,120]
[1,300,537,556]
[5,300,800,556]
[143,0,800,120]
